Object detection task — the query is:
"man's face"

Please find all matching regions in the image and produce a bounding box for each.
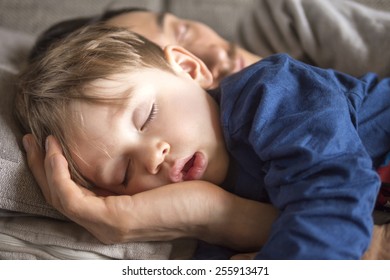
[106,11,260,87]
[71,67,229,195]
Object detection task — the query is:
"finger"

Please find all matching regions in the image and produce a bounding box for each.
[44,136,108,219]
[44,135,65,171]
[44,136,83,208]
[44,136,91,197]
[44,136,136,233]
[23,134,52,202]
[48,153,113,225]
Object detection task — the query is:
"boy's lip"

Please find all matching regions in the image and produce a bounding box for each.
[169,152,207,183]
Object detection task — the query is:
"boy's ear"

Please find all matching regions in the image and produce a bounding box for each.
[164,45,213,89]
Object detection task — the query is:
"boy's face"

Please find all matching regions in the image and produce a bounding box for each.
[71,64,229,195]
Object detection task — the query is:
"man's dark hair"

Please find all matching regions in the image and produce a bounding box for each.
[28,7,147,62]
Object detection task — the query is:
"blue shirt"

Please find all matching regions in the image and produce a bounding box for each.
[209,54,390,259]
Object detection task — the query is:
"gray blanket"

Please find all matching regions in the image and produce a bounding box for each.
[237,0,390,77]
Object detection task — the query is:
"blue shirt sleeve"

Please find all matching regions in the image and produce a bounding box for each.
[220,54,381,259]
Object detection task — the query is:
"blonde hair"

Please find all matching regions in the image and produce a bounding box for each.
[15,24,173,187]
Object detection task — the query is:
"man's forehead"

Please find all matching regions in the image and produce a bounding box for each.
[106,11,160,31]
[105,11,170,47]
[156,12,166,31]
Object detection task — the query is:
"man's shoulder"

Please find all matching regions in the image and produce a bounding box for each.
[251,53,296,69]
[228,53,300,83]
[218,53,299,103]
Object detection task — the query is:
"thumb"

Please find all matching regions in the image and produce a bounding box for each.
[44,135,72,182]
[44,136,83,205]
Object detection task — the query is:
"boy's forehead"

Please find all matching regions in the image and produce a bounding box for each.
[70,93,128,141]
[85,72,136,98]
[83,67,179,105]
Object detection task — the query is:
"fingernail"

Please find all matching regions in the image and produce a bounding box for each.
[22,135,30,152]
[45,136,50,152]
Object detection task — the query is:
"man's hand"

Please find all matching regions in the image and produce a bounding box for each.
[362,223,390,259]
[22,134,278,249]
[22,134,206,243]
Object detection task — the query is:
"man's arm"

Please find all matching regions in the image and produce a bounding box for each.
[362,224,390,260]
[23,134,278,250]
[232,224,390,260]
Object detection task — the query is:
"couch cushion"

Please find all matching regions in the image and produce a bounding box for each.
[0,0,163,35]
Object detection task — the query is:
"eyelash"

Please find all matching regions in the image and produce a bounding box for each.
[141,103,158,131]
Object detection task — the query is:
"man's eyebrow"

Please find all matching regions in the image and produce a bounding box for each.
[156,12,166,31]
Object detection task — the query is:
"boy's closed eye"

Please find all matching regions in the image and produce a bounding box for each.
[132,100,158,131]
[121,102,158,187]
[141,103,158,131]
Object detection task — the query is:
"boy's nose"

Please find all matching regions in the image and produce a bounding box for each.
[145,141,170,174]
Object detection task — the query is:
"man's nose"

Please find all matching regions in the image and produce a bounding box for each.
[145,141,170,175]
[191,44,231,80]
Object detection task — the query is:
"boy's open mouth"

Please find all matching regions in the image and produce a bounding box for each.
[170,152,207,183]
[182,155,196,175]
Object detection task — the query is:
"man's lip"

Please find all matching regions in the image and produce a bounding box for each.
[169,152,207,183]
[232,54,245,74]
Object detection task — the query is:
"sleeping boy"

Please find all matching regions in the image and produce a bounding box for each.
[16,25,390,259]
